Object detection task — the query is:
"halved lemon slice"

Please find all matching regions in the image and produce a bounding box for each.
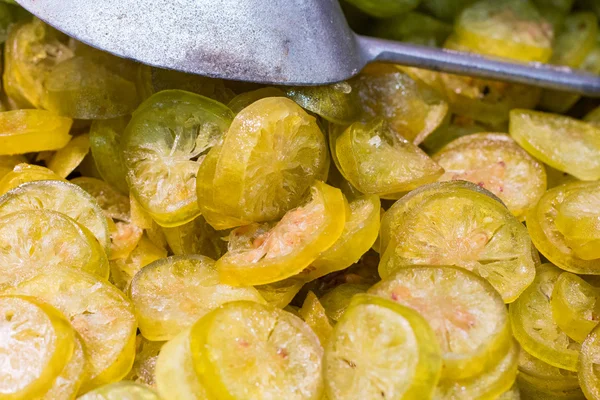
[90,116,130,194]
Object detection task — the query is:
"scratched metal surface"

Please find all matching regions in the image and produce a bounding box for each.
[15,0,361,85]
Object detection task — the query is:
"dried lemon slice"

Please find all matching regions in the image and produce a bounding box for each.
[71,177,131,223]
[578,323,600,399]
[433,133,547,219]
[48,133,90,178]
[216,181,345,286]
[552,272,600,343]
[90,116,130,194]
[0,110,72,155]
[300,194,380,282]
[325,294,442,400]
[122,90,233,227]
[125,335,164,388]
[320,283,370,323]
[509,264,580,371]
[518,347,580,394]
[370,266,510,380]
[0,180,110,254]
[510,109,600,181]
[0,295,75,399]
[526,181,600,274]
[0,210,109,289]
[379,182,535,302]
[190,301,324,400]
[130,255,265,341]
[332,119,443,197]
[77,381,161,400]
[6,267,137,390]
[208,97,329,225]
[0,163,64,195]
[110,234,167,291]
[433,340,519,400]
[155,328,208,400]
[162,215,226,259]
[255,278,304,309]
[299,291,333,346]
[284,82,361,125]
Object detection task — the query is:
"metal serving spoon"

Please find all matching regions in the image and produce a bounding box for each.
[15,0,600,96]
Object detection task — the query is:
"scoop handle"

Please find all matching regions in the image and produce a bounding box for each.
[357,35,600,97]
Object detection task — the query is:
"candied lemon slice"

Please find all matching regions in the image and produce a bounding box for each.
[333,119,443,197]
[554,184,600,260]
[299,291,333,346]
[342,0,419,18]
[41,56,142,120]
[0,180,110,254]
[284,82,361,125]
[552,13,598,68]
[578,323,600,399]
[162,215,226,259]
[0,210,109,289]
[48,133,90,178]
[3,18,73,108]
[216,181,345,286]
[370,266,510,380]
[130,255,265,341]
[0,163,64,195]
[454,0,553,62]
[90,116,130,194]
[433,340,519,400]
[320,283,370,323]
[38,332,88,400]
[300,195,380,282]
[0,295,75,399]
[191,301,324,400]
[108,221,143,261]
[255,278,304,309]
[510,109,600,181]
[325,294,441,400]
[379,183,535,302]
[6,268,137,390]
[0,110,72,155]
[122,90,233,227]
[209,97,329,226]
[552,272,600,343]
[110,234,167,291]
[155,328,208,400]
[509,264,580,371]
[433,133,547,219]
[226,87,285,114]
[518,347,580,393]
[351,63,448,144]
[0,154,26,179]
[125,335,163,388]
[77,381,161,399]
[526,181,600,274]
[71,177,131,222]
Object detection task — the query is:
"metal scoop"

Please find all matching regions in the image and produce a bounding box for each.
[15,0,600,96]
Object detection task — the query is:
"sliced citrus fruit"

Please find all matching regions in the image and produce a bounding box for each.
[47,133,90,178]
[191,301,324,400]
[226,87,285,114]
[299,291,333,346]
[453,0,553,62]
[162,215,226,259]
[518,347,580,393]
[526,181,600,274]
[0,163,64,195]
[379,182,535,302]
[421,114,486,154]
[71,177,131,223]
[77,381,161,399]
[551,12,598,68]
[351,63,448,144]
[110,234,167,291]
[6,267,137,390]
[325,294,442,400]
[0,180,110,254]
[255,278,305,309]
[155,328,208,400]
[509,264,580,371]
[433,133,547,219]
[216,181,345,286]
[122,90,233,227]
[89,116,130,194]
[0,109,72,155]
[209,97,329,225]
[319,283,371,323]
[3,18,73,108]
[333,119,444,197]
[370,266,511,380]
[0,295,75,399]
[552,272,600,343]
[124,335,164,388]
[284,82,361,125]
[300,194,380,281]
[433,340,519,400]
[510,109,600,181]
[0,210,109,289]
[130,255,265,341]
[578,323,600,399]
